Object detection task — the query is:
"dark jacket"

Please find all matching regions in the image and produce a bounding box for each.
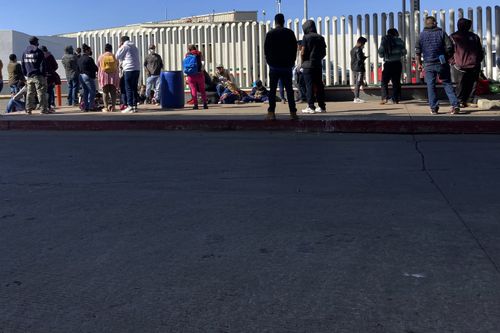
[78,54,98,79]
[144,52,164,76]
[378,36,407,63]
[350,46,367,72]
[450,18,484,69]
[8,62,25,85]
[44,52,60,86]
[22,45,45,77]
[415,27,454,63]
[62,50,80,81]
[301,20,326,70]
[264,25,298,68]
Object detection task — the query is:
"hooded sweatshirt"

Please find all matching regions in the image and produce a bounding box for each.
[62,46,80,80]
[301,20,326,70]
[378,36,407,63]
[22,45,45,77]
[116,41,141,72]
[264,24,298,69]
[450,18,484,69]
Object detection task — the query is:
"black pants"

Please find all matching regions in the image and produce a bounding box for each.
[302,68,326,109]
[268,68,297,113]
[381,61,402,102]
[453,67,480,105]
[295,71,307,101]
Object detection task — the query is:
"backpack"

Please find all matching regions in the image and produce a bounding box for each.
[101,54,117,73]
[183,54,198,75]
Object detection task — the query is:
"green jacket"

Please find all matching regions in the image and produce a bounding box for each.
[378,37,407,62]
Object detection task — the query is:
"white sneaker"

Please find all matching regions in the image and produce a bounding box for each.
[121,106,134,113]
[132,106,138,113]
[353,98,366,103]
[315,107,326,113]
[301,107,315,114]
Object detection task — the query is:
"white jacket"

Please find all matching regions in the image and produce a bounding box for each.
[116,41,141,72]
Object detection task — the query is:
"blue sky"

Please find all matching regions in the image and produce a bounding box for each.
[0,0,497,35]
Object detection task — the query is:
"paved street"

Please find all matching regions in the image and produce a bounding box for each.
[1,132,499,332]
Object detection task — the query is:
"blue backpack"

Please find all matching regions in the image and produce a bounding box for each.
[183,54,198,75]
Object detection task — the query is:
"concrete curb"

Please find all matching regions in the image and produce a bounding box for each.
[2,119,500,134]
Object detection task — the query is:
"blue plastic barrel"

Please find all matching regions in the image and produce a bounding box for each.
[160,71,185,109]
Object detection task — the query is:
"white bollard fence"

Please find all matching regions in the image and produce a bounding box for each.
[76,6,500,88]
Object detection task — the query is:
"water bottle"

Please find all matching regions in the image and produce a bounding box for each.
[438,55,446,65]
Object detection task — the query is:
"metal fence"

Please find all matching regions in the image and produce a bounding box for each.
[75,6,500,88]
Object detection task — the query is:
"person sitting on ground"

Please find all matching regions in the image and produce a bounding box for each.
[97,43,120,112]
[138,84,147,104]
[242,80,269,103]
[213,64,235,97]
[219,81,246,104]
[5,86,27,113]
[351,37,368,104]
[378,28,407,104]
[7,54,25,95]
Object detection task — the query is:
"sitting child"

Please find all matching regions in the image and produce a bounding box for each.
[220,81,247,104]
[6,86,27,113]
[242,80,269,103]
[138,84,147,104]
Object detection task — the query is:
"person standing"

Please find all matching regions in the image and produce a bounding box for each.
[22,36,49,114]
[7,54,25,95]
[416,16,459,115]
[294,40,307,103]
[41,46,60,111]
[378,29,407,104]
[351,37,368,103]
[77,44,98,112]
[264,13,298,120]
[62,45,80,106]
[301,19,327,114]
[450,18,484,108]
[116,36,141,113]
[183,44,208,110]
[0,59,3,93]
[144,44,163,105]
[97,44,120,112]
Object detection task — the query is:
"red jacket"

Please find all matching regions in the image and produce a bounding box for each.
[450,18,484,70]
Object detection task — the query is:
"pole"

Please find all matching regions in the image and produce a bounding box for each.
[277,0,282,14]
[304,0,308,20]
[56,85,62,107]
[402,0,406,44]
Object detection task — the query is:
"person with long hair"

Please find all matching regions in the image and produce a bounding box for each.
[378,28,407,104]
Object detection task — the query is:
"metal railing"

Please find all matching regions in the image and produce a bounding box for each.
[75,6,500,88]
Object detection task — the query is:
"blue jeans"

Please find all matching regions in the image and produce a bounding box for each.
[146,75,160,101]
[6,99,25,113]
[47,84,55,107]
[124,71,140,107]
[216,83,226,97]
[10,84,20,95]
[67,77,79,106]
[79,74,96,110]
[424,62,459,110]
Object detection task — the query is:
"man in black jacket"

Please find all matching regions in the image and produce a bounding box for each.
[264,13,298,120]
[301,20,327,114]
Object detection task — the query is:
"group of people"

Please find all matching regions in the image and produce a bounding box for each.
[5,35,165,114]
[2,15,490,117]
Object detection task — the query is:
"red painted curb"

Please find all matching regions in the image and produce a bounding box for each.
[2,119,500,134]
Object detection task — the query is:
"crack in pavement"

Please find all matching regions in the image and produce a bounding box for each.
[412,135,500,274]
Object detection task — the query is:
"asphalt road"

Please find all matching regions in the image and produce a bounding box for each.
[0,132,499,333]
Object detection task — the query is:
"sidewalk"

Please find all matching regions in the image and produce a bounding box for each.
[1,100,500,133]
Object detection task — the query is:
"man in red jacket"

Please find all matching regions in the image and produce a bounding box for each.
[450,18,484,108]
